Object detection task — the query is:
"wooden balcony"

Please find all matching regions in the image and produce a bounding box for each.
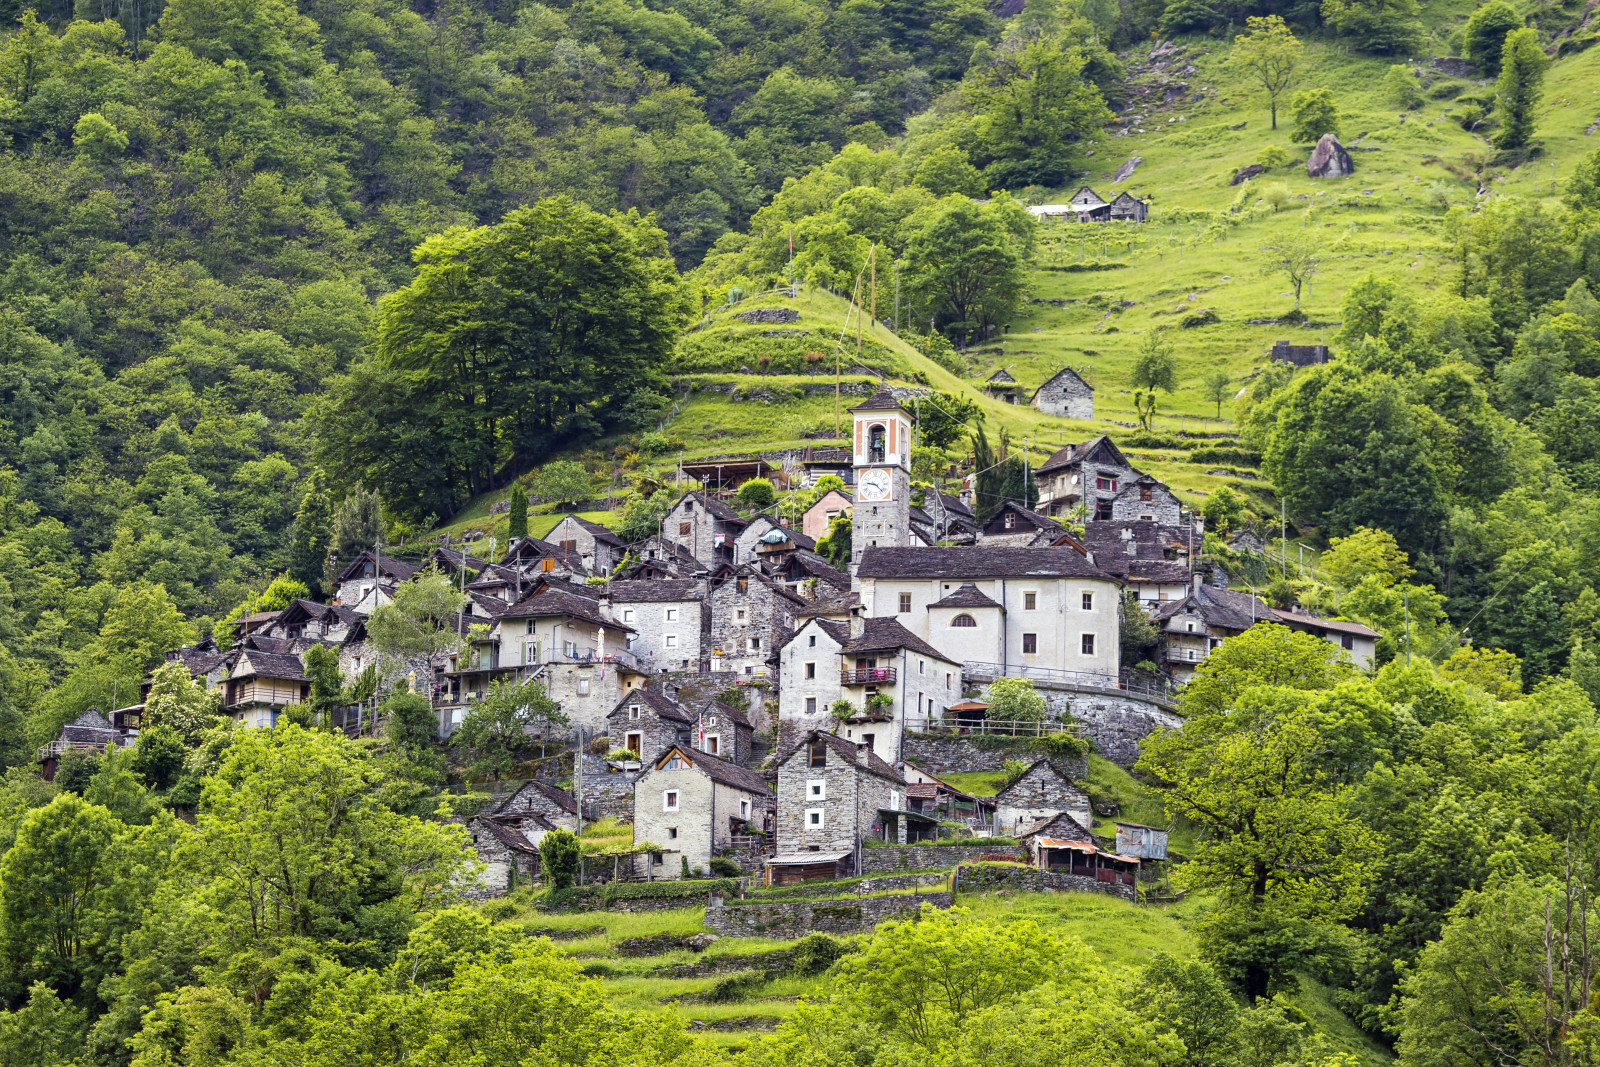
[841,667,897,686]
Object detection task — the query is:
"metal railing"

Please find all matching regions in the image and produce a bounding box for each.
[36,738,130,760]
[841,667,897,686]
[962,661,1174,704]
[904,716,1086,738]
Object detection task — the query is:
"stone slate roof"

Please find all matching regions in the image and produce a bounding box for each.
[1036,435,1132,475]
[937,493,975,519]
[608,579,702,603]
[1018,811,1096,842]
[983,501,1063,534]
[335,551,420,584]
[702,699,753,730]
[784,616,852,651]
[1273,609,1380,638]
[428,546,492,571]
[613,687,693,724]
[857,546,1117,582]
[491,778,579,817]
[1155,585,1273,632]
[562,514,624,547]
[1030,366,1093,402]
[466,592,512,618]
[786,550,851,590]
[841,617,951,663]
[987,367,1016,383]
[57,708,123,744]
[175,646,238,678]
[656,744,773,796]
[928,582,1002,609]
[994,759,1080,803]
[678,490,746,525]
[745,516,816,551]
[233,650,307,682]
[477,816,547,854]
[501,587,634,631]
[850,386,909,412]
[781,730,905,785]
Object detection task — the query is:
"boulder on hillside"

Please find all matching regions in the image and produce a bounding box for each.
[1112,155,1143,182]
[1230,163,1266,185]
[1306,133,1353,179]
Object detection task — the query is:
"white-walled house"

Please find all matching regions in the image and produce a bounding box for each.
[632,744,774,879]
[854,546,1124,682]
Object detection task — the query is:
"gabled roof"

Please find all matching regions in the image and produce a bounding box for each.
[672,490,746,526]
[276,599,360,629]
[785,550,851,591]
[1036,435,1133,475]
[232,650,307,682]
[1018,811,1096,841]
[987,367,1016,384]
[1272,609,1381,639]
[993,759,1080,802]
[491,778,579,817]
[1031,366,1094,401]
[500,587,634,631]
[466,592,512,618]
[649,744,774,796]
[937,493,975,519]
[743,515,817,552]
[779,730,905,785]
[608,579,702,603]
[1110,191,1147,206]
[610,687,694,724]
[782,615,851,650]
[334,551,420,584]
[983,500,1063,534]
[857,547,1117,583]
[427,546,492,572]
[841,617,952,663]
[700,699,753,730]
[928,583,1002,610]
[1155,584,1273,632]
[555,514,625,547]
[1069,185,1108,206]
[56,708,122,744]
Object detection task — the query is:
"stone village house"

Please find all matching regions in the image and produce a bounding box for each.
[1033,436,1140,522]
[661,490,747,568]
[767,730,906,884]
[632,743,774,879]
[547,514,627,575]
[1031,367,1095,419]
[611,579,707,673]
[993,759,1093,836]
[607,688,754,766]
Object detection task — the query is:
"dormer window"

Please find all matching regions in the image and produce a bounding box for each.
[1004,513,1015,529]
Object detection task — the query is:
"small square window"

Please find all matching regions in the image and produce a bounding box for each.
[1024,592,1036,610]
[1082,592,1094,611]
[679,522,691,535]
[749,637,760,651]
[668,827,678,839]
[808,742,826,768]
[578,678,590,696]
[666,634,678,648]
[623,609,635,623]
[1082,634,1096,655]
[666,608,678,622]
[664,790,679,812]
[806,808,825,828]
[808,779,826,799]
[737,609,747,622]
[808,635,816,647]
[1022,633,1037,654]
[741,800,749,817]
[899,593,912,613]
[629,705,640,719]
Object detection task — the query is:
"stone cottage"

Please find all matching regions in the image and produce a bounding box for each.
[610,579,706,673]
[547,514,626,575]
[607,688,695,761]
[1034,436,1141,522]
[661,491,747,568]
[979,501,1066,547]
[487,778,582,832]
[1110,474,1182,525]
[707,565,807,678]
[992,759,1093,835]
[733,515,816,566]
[768,730,905,882]
[632,744,774,880]
[465,810,556,895]
[1031,367,1095,419]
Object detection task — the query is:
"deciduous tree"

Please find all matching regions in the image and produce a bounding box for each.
[1229,17,1301,131]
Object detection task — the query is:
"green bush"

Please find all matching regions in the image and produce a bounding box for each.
[790,933,852,975]
[737,478,776,509]
[1188,445,1262,466]
[1119,431,1194,450]
[708,855,743,878]
[1428,79,1468,100]
[705,971,768,1002]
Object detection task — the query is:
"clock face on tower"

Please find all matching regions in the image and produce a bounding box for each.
[858,468,892,502]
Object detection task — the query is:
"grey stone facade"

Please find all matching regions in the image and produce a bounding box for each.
[633,745,774,880]
[704,892,953,937]
[859,843,1021,872]
[956,863,1135,902]
[1110,476,1182,525]
[1031,367,1095,419]
[992,760,1092,835]
[707,567,802,679]
[661,491,746,567]
[901,733,1085,776]
[775,732,904,859]
[611,580,707,674]
[580,751,640,821]
[1067,693,1183,766]
[606,689,693,762]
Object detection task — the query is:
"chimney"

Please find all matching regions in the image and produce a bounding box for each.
[1192,573,1203,598]
[857,741,871,761]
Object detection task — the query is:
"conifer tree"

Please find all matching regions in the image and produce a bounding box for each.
[289,470,334,598]
[507,484,529,539]
[1493,28,1546,151]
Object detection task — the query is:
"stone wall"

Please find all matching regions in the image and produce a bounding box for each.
[775,748,893,855]
[705,891,953,937]
[956,862,1136,901]
[580,752,640,821]
[901,733,1040,773]
[860,843,1020,872]
[708,573,796,679]
[1066,694,1182,766]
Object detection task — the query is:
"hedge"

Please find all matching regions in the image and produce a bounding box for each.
[545,877,739,910]
[1188,445,1262,466]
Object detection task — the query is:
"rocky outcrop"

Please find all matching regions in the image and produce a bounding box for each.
[1306,134,1353,179]
[1112,156,1143,182]
[1231,163,1265,185]
[735,307,800,325]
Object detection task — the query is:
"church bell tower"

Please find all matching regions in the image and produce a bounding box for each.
[850,389,913,561]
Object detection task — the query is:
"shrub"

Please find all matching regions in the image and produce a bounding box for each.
[790,933,852,975]
[985,676,1049,723]
[540,829,581,890]
[1454,103,1486,130]
[1000,758,1030,788]
[705,971,768,1003]
[1034,731,1093,760]
[1188,445,1263,466]
[737,478,776,509]
[1120,431,1193,450]
[1465,0,1523,76]
[606,749,637,762]
[709,855,743,878]
[1254,145,1291,170]
[1261,182,1291,212]
[1385,64,1424,109]
[1180,308,1221,328]
[1289,88,1340,145]
[637,432,683,457]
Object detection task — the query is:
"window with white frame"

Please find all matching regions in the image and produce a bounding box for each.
[663,790,679,812]
[578,678,590,695]
[1082,592,1094,611]
[740,799,749,817]
[806,808,825,828]
[623,609,634,623]
[666,608,678,622]
[666,634,678,647]
[807,779,826,800]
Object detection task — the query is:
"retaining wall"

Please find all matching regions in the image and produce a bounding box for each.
[956,862,1136,902]
[860,844,1020,873]
[705,892,952,937]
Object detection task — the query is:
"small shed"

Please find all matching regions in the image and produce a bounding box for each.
[1109,192,1149,223]
[876,806,942,844]
[1036,838,1140,886]
[764,850,853,886]
[1270,340,1329,367]
[948,700,990,729]
[1114,822,1169,861]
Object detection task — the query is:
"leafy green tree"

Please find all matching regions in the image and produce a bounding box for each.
[1229,16,1302,131]
[142,663,222,742]
[507,484,529,540]
[912,145,985,198]
[539,828,582,890]
[325,200,688,522]
[365,569,467,684]
[1130,330,1178,393]
[1261,234,1321,311]
[453,679,568,791]
[0,982,86,1067]
[131,726,188,793]
[965,39,1110,188]
[72,112,127,160]
[300,643,375,731]
[1385,63,1424,108]
[985,677,1048,725]
[530,461,593,511]
[1493,28,1547,151]
[902,196,1034,345]
[1200,485,1246,535]
[0,11,60,104]
[1321,0,1423,54]
[1201,369,1233,419]
[1120,595,1163,666]
[816,512,852,566]
[1465,0,1523,76]
[617,488,676,543]
[737,478,776,510]
[914,392,982,451]
[84,745,156,826]
[1288,88,1340,144]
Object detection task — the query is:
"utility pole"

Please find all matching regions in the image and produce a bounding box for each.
[1404,589,1411,666]
[894,263,900,335]
[1280,498,1287,580]
[870,243,876,327]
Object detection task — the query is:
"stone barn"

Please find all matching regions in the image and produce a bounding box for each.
[1031,367,1095,419]
[993,759,1093,835]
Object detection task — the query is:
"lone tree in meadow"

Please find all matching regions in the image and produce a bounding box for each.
[1262,235,1322,311]
[1229,16,1302,131]
[1131,330,1179,393]
[1203,370,1234,420]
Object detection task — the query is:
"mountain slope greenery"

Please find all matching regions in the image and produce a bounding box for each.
[6,0,1600,1061]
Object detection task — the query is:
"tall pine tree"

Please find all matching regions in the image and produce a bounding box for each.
[507,484,529,539]
[1493,28,1546,150]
